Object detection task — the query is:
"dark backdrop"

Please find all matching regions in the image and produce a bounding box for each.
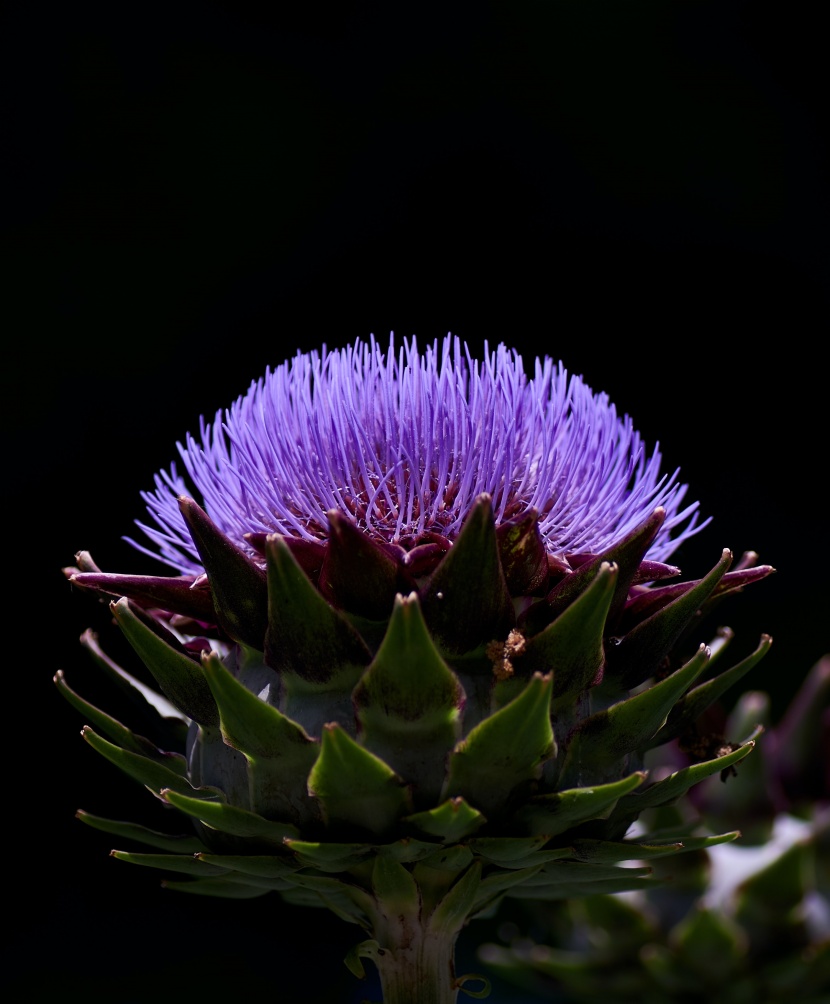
[8,2,828,1002]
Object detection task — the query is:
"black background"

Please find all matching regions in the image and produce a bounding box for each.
[8,2,828,1001]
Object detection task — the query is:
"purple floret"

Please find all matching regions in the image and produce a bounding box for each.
[126,334,708,574]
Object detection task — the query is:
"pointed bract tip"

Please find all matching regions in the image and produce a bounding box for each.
[73,550,102,572]
[325,508,358,535]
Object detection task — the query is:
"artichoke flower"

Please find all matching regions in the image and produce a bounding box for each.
[57,335,774,1003]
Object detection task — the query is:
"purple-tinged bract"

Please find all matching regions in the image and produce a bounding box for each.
[128,334,707,575]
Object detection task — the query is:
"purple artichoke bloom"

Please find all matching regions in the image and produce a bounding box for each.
[60,334,775,1004]
[127,334,706,576]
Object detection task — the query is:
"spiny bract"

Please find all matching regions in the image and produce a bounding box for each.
[58,335,774,1003]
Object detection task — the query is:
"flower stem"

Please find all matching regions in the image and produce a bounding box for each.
[372,924,461,1004]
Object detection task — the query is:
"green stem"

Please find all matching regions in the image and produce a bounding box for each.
[350,854,488,1002]
[372,922,461,1004]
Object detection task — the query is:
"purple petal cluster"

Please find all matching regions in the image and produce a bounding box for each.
[128,334,708,574]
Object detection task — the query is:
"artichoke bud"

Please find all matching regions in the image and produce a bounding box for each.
[58,335,778,1000]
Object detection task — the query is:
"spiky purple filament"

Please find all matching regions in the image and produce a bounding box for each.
[128,334,707,574]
